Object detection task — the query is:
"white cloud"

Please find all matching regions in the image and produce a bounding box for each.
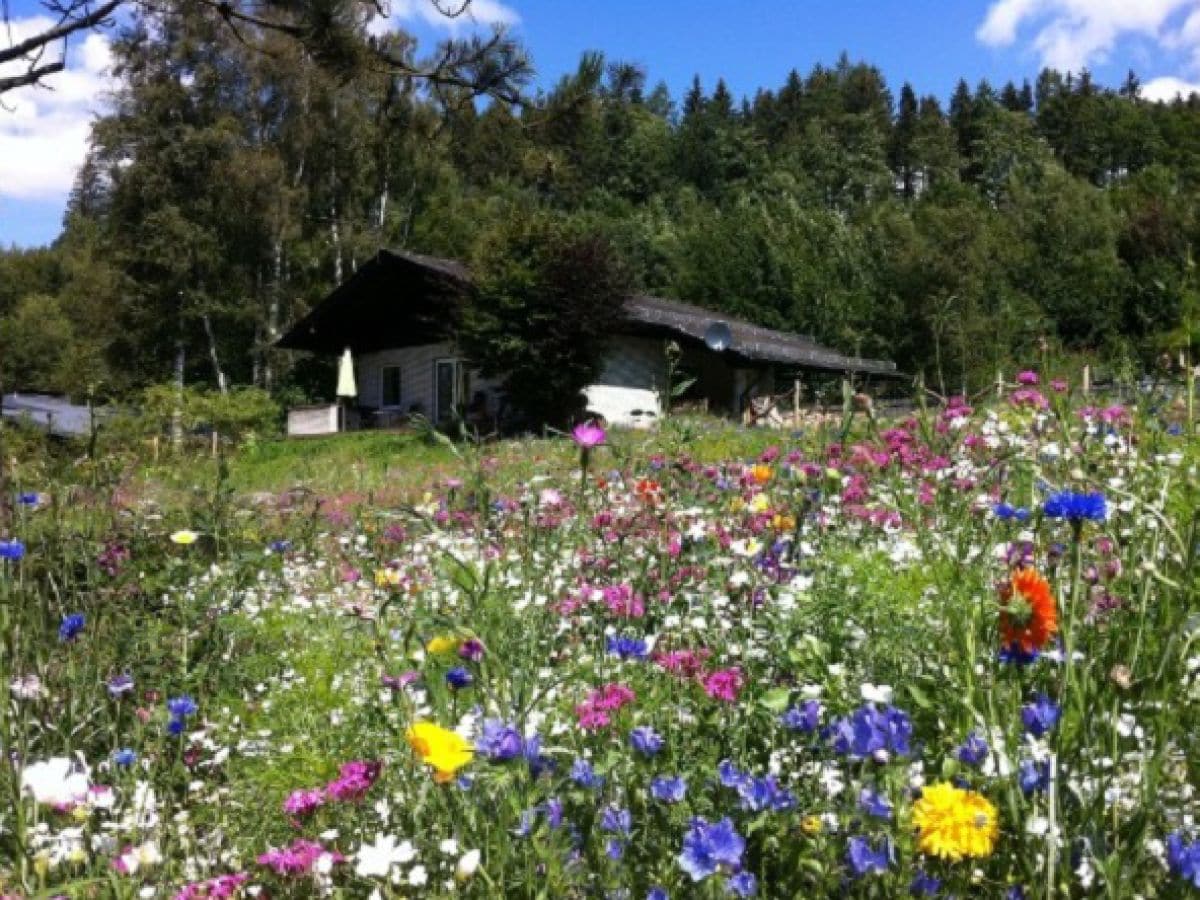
[371,0,519,35]
[0,18,114,203]
[976,0,1200,72]
[1141,74,1200,100]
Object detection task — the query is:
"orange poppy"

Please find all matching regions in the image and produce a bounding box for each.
[635,479,661,505]
[1000,568,1058,653]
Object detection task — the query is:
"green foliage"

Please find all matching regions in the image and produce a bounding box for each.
[461,212,631,428]
[138,384,281,443]
[3,13,1200,402]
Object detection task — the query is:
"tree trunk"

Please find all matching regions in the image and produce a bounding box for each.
[264,233,283,391]
[202,312,229,395]
[172,302,186,451]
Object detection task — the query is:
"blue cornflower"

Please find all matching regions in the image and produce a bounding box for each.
[58,613,85,642]
[445,666,473,690]
[830,704,912,759]
[18,493,39,506]
[1022,694,1060,737]
[647,889,669,900]
[606,838,626,860]
[1167,833,1200,887]
[998,642,1040,665]
[994,503,1030,522]
[0,539,25,561]
[114,748,138,767]
[601,806,632,836]
[166,717,187,736]
[607,635,649,660]
[477,719,524,761]
[858,787,893,820]
[910,871,942,896]
[570,758,605,790]
[523,734,553,778]
[780,700,822,733]
[725,871,757,897]
[717,759,747,788]
[1167,423,1184,436]
[846,836,891,877]
[651,775,687,803]
[737,775,795,812]
[545,797,564,829]
[268,539,292,553]
[678,817,745,882]
[1018,759,1051,796]
[630,726,664,757]
[107,673,135,697]
[956,731,989,768]
[167,695,198,718]
[1043,491,1106,523]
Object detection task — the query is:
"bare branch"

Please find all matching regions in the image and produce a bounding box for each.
[0,0,123,66]
[0,57,64,92]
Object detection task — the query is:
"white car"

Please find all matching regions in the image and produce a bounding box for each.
[582,384,661,429]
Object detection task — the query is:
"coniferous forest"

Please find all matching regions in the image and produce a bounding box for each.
[3,2,1200,403]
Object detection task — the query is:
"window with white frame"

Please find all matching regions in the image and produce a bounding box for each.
[381,365,402,407]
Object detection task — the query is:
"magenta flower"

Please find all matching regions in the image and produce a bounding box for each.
[703,667,744,703]
[283,788,325,818]
[324,760,381,802]
[257,840,344,876]
[572,422,606,449]
[1016,370,1039,385]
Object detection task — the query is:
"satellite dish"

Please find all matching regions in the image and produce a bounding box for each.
[704,320,733,353]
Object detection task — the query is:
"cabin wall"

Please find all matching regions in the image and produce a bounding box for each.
[355,343,502,417]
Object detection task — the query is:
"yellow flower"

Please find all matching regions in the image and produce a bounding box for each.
[426,635,461,655]
[375,567,402,588]
[729,497,745,513]
[773,513,796,532]
[800,814,824,836]
[407,722,473,783]
[912,782,999,860]
[749,493,770,514]
[169,529,199,546]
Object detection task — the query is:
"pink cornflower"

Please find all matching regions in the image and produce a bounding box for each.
[1010,388,1049,409]
[458,637,486,661]
[173,873,250,900]
[601,584,645,618]
[1016,370,1039,385]
[654,649,711,677]
[702,667,744,703]
[324,760,381,802]
[571,422,606,449]
[1051,378,1068,393]
[257,840,343,877]
[283,788,325,818]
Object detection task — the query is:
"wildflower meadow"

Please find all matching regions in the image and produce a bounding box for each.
[1,375,1198,898]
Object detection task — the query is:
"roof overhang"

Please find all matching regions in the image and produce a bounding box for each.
[277,250,470,354]
[278,249,899,376]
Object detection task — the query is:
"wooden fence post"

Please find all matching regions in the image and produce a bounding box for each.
[793,379,801,425]
[995,369,1004,399]
[1082,365,1091,397]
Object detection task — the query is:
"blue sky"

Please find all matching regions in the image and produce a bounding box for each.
[6,0,1200,247]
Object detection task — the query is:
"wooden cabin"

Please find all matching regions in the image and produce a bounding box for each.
[277,249,896,434]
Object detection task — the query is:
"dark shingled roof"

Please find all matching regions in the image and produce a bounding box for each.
[278,249,897,375]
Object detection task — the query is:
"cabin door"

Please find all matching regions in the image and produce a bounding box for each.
[434,358,466,423]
